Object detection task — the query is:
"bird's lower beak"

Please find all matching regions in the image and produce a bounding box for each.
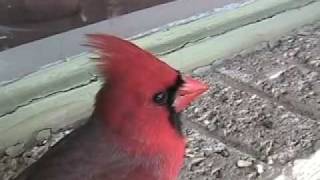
[173,76,208,112]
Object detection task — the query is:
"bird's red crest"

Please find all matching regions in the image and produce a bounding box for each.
[86,34,176,83]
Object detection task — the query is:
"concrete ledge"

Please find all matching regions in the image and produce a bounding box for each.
[1,0,320,151]
[135,0,317,55]
[162,0,320,71]
[0,53,96,118]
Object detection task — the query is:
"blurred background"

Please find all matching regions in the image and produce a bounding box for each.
[0,0,173,51]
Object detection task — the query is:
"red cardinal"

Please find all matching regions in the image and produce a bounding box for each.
[15,34,208,180]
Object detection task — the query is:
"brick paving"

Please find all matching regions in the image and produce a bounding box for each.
[182,21,320,179]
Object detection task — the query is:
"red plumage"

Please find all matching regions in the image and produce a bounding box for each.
[15,34,208,180]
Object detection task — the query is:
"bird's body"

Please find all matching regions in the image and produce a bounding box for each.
[17,117,184,180]
[15,34,207,180]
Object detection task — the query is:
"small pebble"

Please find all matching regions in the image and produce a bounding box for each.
[267,157,274,165]
[36,129,51,145]
[190,157,205,166]
[203,120,210,125]
[256,164,264,174]
[236,159,253,168]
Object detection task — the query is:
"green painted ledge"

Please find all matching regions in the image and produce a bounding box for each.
[1,0,320,150]
[136,0,318,55]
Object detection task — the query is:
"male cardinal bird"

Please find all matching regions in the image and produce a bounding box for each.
[15,34,208,180]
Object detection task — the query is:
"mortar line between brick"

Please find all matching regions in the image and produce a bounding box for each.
[211,70,319,122]
[183,118,260,158]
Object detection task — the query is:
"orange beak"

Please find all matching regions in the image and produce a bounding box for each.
[173,76,209,112]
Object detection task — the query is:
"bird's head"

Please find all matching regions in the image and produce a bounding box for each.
[87,34,208,152]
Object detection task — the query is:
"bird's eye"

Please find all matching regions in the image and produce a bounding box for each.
[153,91,168,105]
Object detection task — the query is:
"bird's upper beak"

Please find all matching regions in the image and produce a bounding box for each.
[173,76,208,112]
